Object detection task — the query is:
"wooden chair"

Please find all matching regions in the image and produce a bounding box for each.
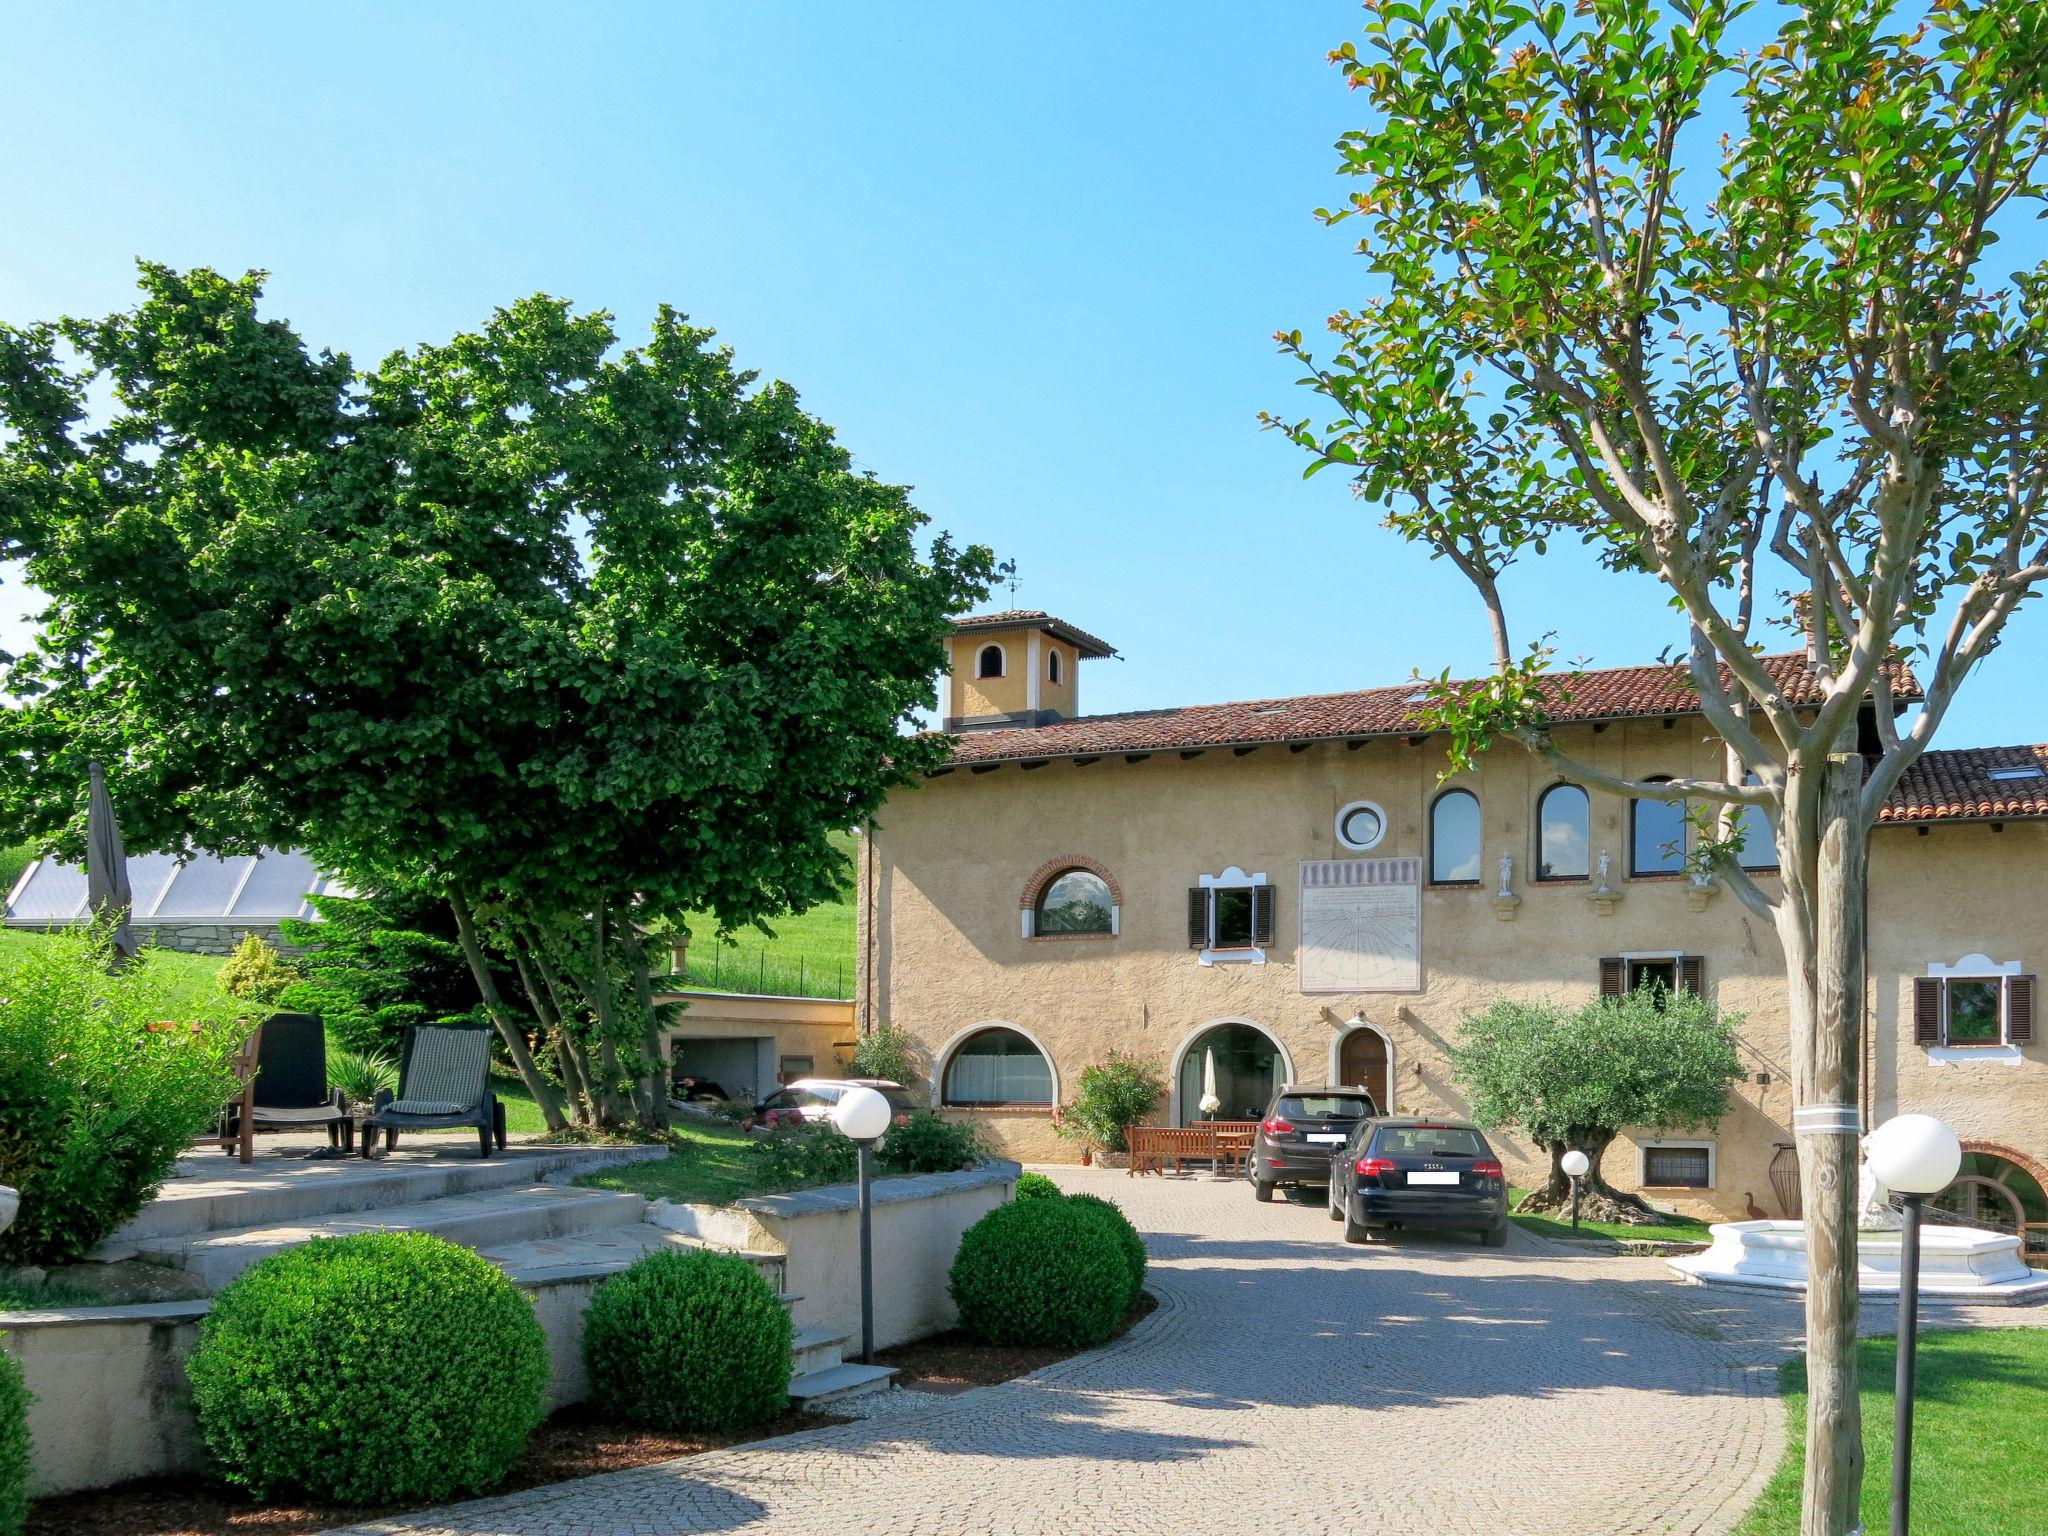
[216,1013,354,1163]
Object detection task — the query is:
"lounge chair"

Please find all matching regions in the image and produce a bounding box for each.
[218,1012,354,1162]
[360,1025,506,1158]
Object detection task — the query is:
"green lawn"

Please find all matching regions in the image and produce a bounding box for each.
[0,927,227,1016]
[677,830,857,999]
[1737,1329,2048,1536]
[573,1122,777,1206]
[1507,1185,1715,1244]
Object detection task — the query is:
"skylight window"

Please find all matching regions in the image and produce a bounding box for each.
[1987,765,2045,782]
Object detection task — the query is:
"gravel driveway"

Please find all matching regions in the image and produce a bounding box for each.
[338,1167,1808,1536]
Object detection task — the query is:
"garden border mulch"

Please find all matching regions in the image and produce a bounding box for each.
[25,1296,1160,1536]
[22,1403,847,1536]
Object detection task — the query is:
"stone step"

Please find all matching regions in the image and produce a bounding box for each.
[134,1184,650,1292]
[787,1360,896,1408]
[482,1226,786,1293]
[790,1326,849,1378]
[103,1145,663,1252]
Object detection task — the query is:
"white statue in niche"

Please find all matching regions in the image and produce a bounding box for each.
[1497,852,1514,899]
[1855,1137,1904,1231]
[1594,850,1614,889]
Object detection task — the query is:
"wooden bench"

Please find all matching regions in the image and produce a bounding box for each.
[1126,1122,1258,1177]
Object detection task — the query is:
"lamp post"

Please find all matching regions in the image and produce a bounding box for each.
[1561,1148,1590,1233]
[1864,1113,1963,1536]
[830,1085,893,1366]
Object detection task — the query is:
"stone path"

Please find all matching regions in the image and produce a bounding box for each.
[334,1168,2013,1536]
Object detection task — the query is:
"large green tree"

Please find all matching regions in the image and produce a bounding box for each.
[0,264,991,1131]
[1268,3,2045,1529]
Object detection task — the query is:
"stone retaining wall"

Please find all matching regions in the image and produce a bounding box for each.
[649,1161,1018,1349]
[3,920,300,957]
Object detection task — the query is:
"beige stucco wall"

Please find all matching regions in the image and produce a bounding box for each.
[1867,822,2048,1171]
[861,721,2047,1222]
[660,991,856,1097]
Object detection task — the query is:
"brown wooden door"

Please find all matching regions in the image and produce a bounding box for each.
[1339,1028,1389,1112]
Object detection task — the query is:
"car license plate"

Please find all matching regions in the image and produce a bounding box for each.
[1408,1171,1459,1185]
[1306,1133,1346,1144]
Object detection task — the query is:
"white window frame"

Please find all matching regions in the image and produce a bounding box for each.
[1924,953,2026,1067]
[1197,865,1268,966]
[1638,1138,1716,1190]
[1334,800,1388,852]
[975,642,1007,680]
[1047,647,1063,685]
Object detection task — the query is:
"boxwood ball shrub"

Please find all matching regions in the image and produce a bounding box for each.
[1063,1193,1147,1310]
[1013,1171,1062,1201]
[948,1198,1129,1349]
[186,1232,548,1504]
[583,1248,793,1434]
[0,1342,27,1536]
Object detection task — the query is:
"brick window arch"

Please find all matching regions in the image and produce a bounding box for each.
[1020,854,1122,940]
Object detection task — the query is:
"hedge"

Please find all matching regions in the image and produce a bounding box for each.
[948,1198,1129,1349]
[186,1232,549,1504]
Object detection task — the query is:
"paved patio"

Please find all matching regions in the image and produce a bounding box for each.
[331,1167,2024,1536]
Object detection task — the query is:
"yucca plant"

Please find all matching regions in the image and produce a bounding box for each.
[326,1044,399,1109]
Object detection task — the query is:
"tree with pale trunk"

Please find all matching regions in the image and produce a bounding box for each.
[1265,2,2046,1530]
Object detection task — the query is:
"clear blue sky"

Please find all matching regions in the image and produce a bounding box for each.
[1,2,2037,745]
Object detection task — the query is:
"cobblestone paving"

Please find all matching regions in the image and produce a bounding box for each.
[336,1168,2017,1536]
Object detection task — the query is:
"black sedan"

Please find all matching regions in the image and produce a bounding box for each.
[1327,1117,1509,1246]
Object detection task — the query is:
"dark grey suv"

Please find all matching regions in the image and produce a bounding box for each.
[1248,1086,1379,1201]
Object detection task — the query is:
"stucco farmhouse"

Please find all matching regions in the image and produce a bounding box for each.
[855,610,2048,1244]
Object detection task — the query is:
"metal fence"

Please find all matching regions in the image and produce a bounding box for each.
[680,945,851,1000]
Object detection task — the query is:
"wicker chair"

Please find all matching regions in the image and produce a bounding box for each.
[360,1025,506,1159]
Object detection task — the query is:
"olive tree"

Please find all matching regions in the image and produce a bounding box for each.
[1266,4,2045,1527]
[1451,988,1746,1221]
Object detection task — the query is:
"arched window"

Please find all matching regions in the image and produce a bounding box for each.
[1047,648,1063,685]
[1536,784,1590,880]
[942,1027,1054,1106]
[1631,777,1689,876]
[976,643,1005,679]
[1733,771,1779,870]
[1035,868,1114,935]
[1429,789,1482,884]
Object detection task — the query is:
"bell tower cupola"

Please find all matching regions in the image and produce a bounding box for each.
[944,611,1117,732]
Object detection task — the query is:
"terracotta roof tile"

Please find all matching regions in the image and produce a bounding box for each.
[1878,744,2048,823]
[940,652,1920,766]
[951,610,1118,658]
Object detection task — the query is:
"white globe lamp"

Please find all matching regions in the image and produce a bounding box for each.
[1560,1149,1591,1179]
[1863,1112,1962,1535]
[831,1084,892,1369]
[831,1085,893,1144]
[1865,1113,1962,1196]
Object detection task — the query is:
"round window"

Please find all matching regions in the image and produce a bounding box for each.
[1335,800,1386,851]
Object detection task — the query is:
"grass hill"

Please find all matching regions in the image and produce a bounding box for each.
[675,829,858,999]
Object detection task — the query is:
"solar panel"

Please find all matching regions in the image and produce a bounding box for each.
[7,859,88,921]
[229,850,324,918]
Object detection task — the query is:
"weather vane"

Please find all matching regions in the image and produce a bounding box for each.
[995,558,1020,601]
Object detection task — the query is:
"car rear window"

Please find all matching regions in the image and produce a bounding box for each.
[1278,1094,1374,1120]
[1371,1125,1486,1158]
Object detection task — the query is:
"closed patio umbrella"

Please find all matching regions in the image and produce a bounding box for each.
[86,761,137,959]
[1199,1047,1221,1118]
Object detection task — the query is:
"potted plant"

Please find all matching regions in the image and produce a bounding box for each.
[1053,1052,1165,1171]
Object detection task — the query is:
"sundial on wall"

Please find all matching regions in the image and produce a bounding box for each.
[1298,857,1422,994]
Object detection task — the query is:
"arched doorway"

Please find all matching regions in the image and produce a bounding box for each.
[1337,1025,1392,1113]
[1175,1023,1286,1124]
[1936,1145,2048,1257]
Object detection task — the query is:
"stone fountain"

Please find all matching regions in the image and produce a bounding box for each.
[1668,1143,2048,1302]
